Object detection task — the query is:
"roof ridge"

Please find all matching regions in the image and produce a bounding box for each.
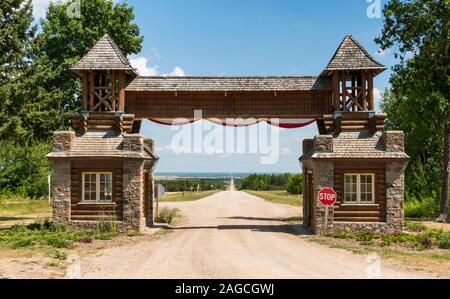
[135,76,322,79]
[104,34,132,68]
[345,35,384,67]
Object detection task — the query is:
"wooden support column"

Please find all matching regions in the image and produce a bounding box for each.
[111,71,116,112]
[351,75,356,112]
[361,71,367,111]
[332,72,339,111]
[82,72,88,111]
[89,71,95,111]
[367,72,374,111]
[341,71,347,111]
[119,71,126,112]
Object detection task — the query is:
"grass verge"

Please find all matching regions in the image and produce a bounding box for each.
[160,190,220,202]
[300,221,450,277]
[244,190,302,207]
[0,196,51,228]
[0,219,120,252]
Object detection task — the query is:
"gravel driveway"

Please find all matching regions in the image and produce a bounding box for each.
[80,190,435,279]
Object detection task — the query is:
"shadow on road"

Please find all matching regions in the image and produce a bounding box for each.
[170,222,312,236]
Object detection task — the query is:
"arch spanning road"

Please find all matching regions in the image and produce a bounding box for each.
[80,190,434,279]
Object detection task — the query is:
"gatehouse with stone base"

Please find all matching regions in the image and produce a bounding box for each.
[47,34,409,234]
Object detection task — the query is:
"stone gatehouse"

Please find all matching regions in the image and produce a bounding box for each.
[47,34,408,234]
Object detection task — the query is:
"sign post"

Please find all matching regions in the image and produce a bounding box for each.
[318,187,337,233]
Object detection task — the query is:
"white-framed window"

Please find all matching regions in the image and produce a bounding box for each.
[344,173,375,204]
[82,172,113,203]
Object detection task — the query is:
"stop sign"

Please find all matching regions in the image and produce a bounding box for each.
[318,187,337,206]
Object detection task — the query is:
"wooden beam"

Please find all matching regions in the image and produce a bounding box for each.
[119,71,126,112]
[82,72,88,111]
[341,71,347,111]
[111,71,116,112]
[332,72,339,111]
[361,71,367,111]
[89,71,95,111]
[351,75,356,112]
[367,72,374,111]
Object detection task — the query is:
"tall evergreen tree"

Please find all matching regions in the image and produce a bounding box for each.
[0,0,36,141]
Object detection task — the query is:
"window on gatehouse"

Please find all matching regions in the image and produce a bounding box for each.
[344,174,375,204]
[82,172,113,203]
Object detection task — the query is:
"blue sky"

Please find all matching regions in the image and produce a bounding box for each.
[36,0,396,173]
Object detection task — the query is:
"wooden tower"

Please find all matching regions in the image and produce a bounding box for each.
[71,34,138,112]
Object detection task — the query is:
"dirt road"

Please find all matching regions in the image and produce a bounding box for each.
[80,190,435,279]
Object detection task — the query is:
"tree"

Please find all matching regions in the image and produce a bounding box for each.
[376,0,449,222]
[0,0,144,143]
[0,0,36,141]
[287,174,303,195]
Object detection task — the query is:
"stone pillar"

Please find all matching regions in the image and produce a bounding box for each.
[311,135,334,234]
[386,161,407,232]
[53,131,75,152]
[51,160,71,224]
[384,131,408,232]
[384,131,405,152]
[122,133,146,231]
[50,131,75,224]
[311,160,334,234]
[123,160,145,232]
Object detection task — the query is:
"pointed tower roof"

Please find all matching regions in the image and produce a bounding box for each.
[71,34,138,76]
[322,35,386,76]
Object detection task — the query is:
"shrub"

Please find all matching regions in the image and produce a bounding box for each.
[355,231,376,242]
[405,221,427,232]
[437,232,450,249]
[415,234,434,249]
[156,207,179,224]
[404,196,440,219]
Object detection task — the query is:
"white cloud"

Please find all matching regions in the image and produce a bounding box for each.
[129,56,158,76]
[281,147,292,156]
[375,48,390,57]
[169,66,186,77]
[129,55,185,77]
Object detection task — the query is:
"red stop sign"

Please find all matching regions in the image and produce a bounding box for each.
[318,187,337,206]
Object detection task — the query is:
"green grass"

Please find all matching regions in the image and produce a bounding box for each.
[0,196,51,217]
[244,190,303,207]
[160,190,220,202]
[0,219,120,250]
[325,226,450,250]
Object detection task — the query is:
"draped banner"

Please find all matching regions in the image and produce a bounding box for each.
[149,118,316,129]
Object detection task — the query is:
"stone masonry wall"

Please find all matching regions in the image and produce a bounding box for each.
[386,161,407,231]
[51,160,71,223]
[311,160,334,234]
[123,160,145,232]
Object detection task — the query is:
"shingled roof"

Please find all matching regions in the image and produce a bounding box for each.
[47,132,158,160]
[302,131,409,160]
[322,35,386,76]
[125,76,331,92]
[71,34,138,76]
